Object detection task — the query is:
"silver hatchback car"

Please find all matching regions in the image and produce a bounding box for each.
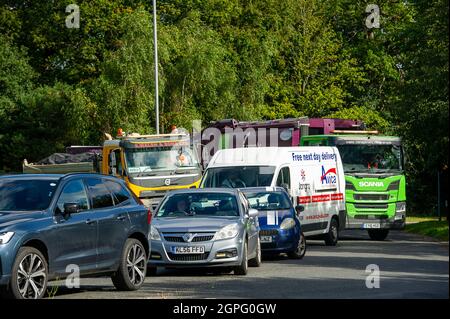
[148,188,261,275]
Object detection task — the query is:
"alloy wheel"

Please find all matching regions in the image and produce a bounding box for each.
[17,253,47,299]
[126,243,146,286]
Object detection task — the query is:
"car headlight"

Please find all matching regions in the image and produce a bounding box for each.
[213,223,240,241]
[150,225,161,241]
[280,218,296,230]
[0,232,14,245]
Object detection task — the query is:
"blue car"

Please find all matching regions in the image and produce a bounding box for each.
[0,174,150,299]
[242,187,306,259]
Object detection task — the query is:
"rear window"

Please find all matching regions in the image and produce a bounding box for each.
[105,180,132,205]
[0,179,58,211]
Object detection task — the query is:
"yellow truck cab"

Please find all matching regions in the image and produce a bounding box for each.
[102,133,202,209]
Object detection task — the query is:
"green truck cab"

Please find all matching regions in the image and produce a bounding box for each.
[300,133,406,240]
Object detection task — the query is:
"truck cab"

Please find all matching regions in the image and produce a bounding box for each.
[301,133,406,240]
[102,133,202,209]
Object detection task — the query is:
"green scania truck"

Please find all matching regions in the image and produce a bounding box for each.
[300,131,406,240]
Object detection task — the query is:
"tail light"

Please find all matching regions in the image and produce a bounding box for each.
[147,208,153,225]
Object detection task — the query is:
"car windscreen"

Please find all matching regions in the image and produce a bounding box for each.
[157,193,239,218]
[201,166,275,188]
[0,179,58,211]
[244,191,292,211]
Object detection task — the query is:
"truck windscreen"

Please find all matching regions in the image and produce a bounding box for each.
[124,146,199,175]
[337,144,403,172]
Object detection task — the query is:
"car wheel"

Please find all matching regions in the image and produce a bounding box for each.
[249,237,262,267]
[112,238,147,291]
[288,232,306,259]
[147,266,157,276]
[368,229,389,241]
[324,218,339,246]
[9,246,48,299]
[234,241,248,275]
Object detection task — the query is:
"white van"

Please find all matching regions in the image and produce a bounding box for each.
[200,147,346,245]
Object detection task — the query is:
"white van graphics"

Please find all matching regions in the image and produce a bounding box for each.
[201,147,346,246]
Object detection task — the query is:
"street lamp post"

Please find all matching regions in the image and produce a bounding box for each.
[153,0,159,134]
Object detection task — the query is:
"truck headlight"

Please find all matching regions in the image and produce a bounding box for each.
[213,223,239,240]
[150,225,161,241]
[0,232,14,245]
[280,218,296,230]
[396,202,406,213]
[395,202,406,220]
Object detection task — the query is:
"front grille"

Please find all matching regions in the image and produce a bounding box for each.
[192,235,214,242]
[354,203,389,210]
[354,214,389,220]
[163,233,215,242]
[167,253,209,261]
[163,236,184,242]
[260,229,279,236]
[353,194,389,201]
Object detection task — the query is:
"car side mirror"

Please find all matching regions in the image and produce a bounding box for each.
[280,183,290,192]
[63,203,79,216]
[295,205,305,215]
[248,208,259,218]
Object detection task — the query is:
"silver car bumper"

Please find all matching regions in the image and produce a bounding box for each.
[148,236,244,268]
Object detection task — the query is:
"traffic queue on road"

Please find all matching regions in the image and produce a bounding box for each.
[0,117,408,298]
[0,143,346,298]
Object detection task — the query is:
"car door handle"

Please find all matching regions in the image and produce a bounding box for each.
[116,215,126,221]
[85,219,95,225]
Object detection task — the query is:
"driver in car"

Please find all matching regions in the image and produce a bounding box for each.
[175,199,188,213]
[221,171,247,188]
[176,148,192,166]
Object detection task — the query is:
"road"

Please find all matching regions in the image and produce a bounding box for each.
[49,230,448,299]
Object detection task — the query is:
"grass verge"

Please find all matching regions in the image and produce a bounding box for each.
[405,221,449,241]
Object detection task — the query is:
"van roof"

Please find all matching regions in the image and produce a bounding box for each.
[208,146,337,167]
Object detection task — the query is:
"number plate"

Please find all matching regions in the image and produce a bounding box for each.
[260,236,273,243]
[171,246,205,254]
[363,223,381,229]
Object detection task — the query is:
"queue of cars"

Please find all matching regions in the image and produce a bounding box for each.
[0,146,346,298]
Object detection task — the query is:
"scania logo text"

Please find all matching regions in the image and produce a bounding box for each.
[359,181,384,187]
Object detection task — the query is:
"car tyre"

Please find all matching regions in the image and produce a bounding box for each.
[234,241,248,275]
[248,237,262,267]
[324,218,339,246]
[9,246,48,299]
[368,229,389,241]
[112,238,147,291]
[288,232,306,259]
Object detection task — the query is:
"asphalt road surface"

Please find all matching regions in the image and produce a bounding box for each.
[49,230,449,299]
